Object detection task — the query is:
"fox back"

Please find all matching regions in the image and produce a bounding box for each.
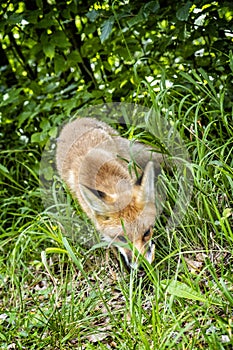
[56,117,164,268]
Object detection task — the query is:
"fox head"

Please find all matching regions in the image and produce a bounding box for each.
[79,161,156,268]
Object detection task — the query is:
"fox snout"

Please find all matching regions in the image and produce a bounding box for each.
[118,239,155,269]
[112,226,155,269]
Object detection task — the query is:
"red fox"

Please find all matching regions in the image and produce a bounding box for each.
[56,117,165,268]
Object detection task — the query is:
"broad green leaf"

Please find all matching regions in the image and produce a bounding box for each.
[222,208,232,219]
[0,164,9,174]
[117,47,130,59]
[37,15,55,29]
[8,13,23,25]
[40,165,54,181]
[54,55,66,74]
[18,111,31,128]
[100,17,115,43]
[84,23,96,35]
[67,51,82,65]
[162,280,207,302]
[43,43,55,59]
[31,132,47,143]
[40,118,50,130]
[36,0,43,9]
[62,98,78,115]
[127,14,144,28]
[24,10,40,24]
[0,88,23,107]
[86,10,100,22]
[144,1,160,14]
[51,31,70,48]
[48,126,58,138]
[128,2,159,27]
[176,1,192,21]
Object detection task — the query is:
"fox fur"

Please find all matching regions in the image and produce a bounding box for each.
[56,117,164,268]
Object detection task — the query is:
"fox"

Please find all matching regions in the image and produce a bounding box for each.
[56,117,165,269]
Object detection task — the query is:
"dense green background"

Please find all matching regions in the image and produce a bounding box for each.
[1,0,232,142]
[0,1,233,349]
[1,0,232,227]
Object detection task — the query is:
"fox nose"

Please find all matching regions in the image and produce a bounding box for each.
[117,237,155,269]
[121,241,155,269]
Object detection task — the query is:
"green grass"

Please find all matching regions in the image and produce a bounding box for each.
[1,74,233,349]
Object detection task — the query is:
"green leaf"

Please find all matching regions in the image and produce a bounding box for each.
[40,164,54,181]
[176,1,192,21]
[37,15,55,29]
[84,23,96,35]
[36,0,43,8]
[67,51,82,65]
[31,132,47,144]
[144,1,160,14]
[40,118,50,130]
[43,43,55,59]
[0,88,23,107]
[24,10,40,24]
[0,163,9,175]
[51,31,70,48]
[162,280,207,302]
[62,98,78,115]
[222,208,232,219]
[86,9,100,22]
[18,111,31,128]
[8,13,23,25]
[100,17,115,43]
[48,126,58,138]
[127,13,144,28]
[54,55,66,74]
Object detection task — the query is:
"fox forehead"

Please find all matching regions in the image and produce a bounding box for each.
[101,219,154,242]
[113,201,155,224]
[98,205,156,240]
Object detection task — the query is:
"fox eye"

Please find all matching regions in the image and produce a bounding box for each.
[143,227,152,240]
[118,235,127,243]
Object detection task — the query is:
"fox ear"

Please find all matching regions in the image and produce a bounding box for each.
[136,161,155,203]
[79,184,109,215]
